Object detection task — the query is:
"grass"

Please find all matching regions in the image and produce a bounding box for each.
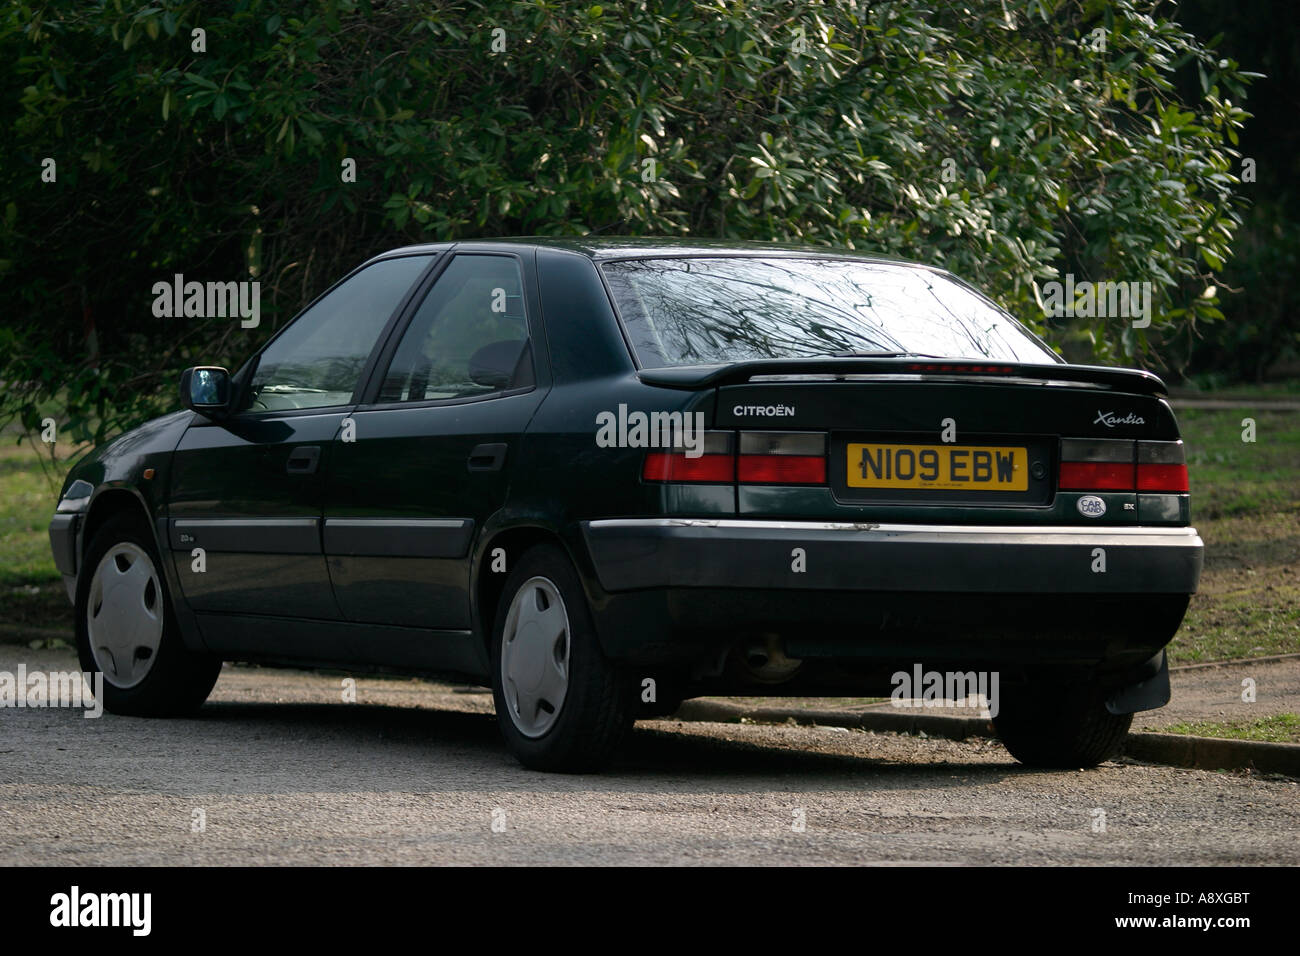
[0,438,73,585]
[1157,713,1300,745]
[1173,406,1300,663]
[1171,379,1300,401]
[0,396,1297,665]
[1180,408,1300,519]
[0,433,87,635]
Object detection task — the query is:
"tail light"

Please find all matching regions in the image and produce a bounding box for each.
[1137,440,1189,492]
[738,432,827,484]
[1059,439,1134,490]
[642,431,828,485]
[1059,439,1187,492]
[642,432,735,482]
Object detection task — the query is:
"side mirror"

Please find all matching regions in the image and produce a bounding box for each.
[180,366,231,417]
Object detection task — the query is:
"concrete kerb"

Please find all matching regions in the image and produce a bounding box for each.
[673,699,1300,777]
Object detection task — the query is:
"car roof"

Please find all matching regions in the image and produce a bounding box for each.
[368,236,941,270]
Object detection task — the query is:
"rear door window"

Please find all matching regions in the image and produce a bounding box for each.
[376,254,533,403]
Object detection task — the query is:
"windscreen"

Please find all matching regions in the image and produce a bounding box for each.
[600,256,1058,368]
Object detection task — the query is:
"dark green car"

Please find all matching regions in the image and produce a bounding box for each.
[48,238,1202,771]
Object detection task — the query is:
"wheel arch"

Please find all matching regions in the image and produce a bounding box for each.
[77,485,208,654]
[473,524,579,654]
[80,486,158,562]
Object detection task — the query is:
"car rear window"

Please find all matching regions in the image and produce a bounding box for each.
[599,256,1058,368]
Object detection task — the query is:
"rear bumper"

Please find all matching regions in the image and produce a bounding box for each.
[578,519,1200,675]
[581,519,1203,595]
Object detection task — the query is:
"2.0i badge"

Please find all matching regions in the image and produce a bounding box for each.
[1077,495,1107,518]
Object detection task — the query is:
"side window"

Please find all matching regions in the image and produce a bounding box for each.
[377,255,533,403]
[245,255,432,411]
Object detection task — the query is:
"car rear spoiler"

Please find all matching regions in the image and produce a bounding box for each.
[637,357,1168,396]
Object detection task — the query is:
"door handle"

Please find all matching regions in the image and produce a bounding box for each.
[286,445,321,474]
[467,442,507,472]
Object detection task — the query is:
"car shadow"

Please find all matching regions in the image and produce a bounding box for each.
[179,700,1028,791]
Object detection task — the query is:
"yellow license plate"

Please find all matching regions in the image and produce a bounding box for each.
[846,443,1028,491]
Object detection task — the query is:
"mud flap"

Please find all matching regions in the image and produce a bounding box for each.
[1105,649,1171,715]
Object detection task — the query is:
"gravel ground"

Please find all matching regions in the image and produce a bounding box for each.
[1,648,1297,865]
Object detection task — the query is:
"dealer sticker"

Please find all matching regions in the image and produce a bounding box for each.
[1077,495,1107,518]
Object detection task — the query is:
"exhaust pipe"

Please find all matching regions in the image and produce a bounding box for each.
[737,633,801,683]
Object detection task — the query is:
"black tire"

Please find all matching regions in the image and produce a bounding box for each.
[489,543,632,772]
[993,678,1132,768]
[75,512,221,717]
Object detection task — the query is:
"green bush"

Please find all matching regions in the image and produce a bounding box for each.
[0,0,1253,445]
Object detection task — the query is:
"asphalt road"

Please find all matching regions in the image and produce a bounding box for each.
[2,648,1297,865]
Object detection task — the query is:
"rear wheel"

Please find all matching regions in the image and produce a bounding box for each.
[490,543,632,772]
[993,679,1132,768]
[75,513,221,716]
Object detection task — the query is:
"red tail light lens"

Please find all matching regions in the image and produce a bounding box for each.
[1136,464,1189,492]
[737,432,828,485]
[737,455,826,484]
[1059,461,1134,491]
[1059,439,1135,491]
[642,453,735,482]
[1136,441,1188,491]
[643,431,735,483]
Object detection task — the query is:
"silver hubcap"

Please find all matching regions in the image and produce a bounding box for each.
[500,576,570,738]
[87,542,164,689]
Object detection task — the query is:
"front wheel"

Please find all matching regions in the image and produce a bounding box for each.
[75,513,221,716]
[490,544,632,772]
[993,679,1132,768]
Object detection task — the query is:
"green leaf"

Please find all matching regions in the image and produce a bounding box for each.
[184,72,219,90]
[297,117,323,145]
